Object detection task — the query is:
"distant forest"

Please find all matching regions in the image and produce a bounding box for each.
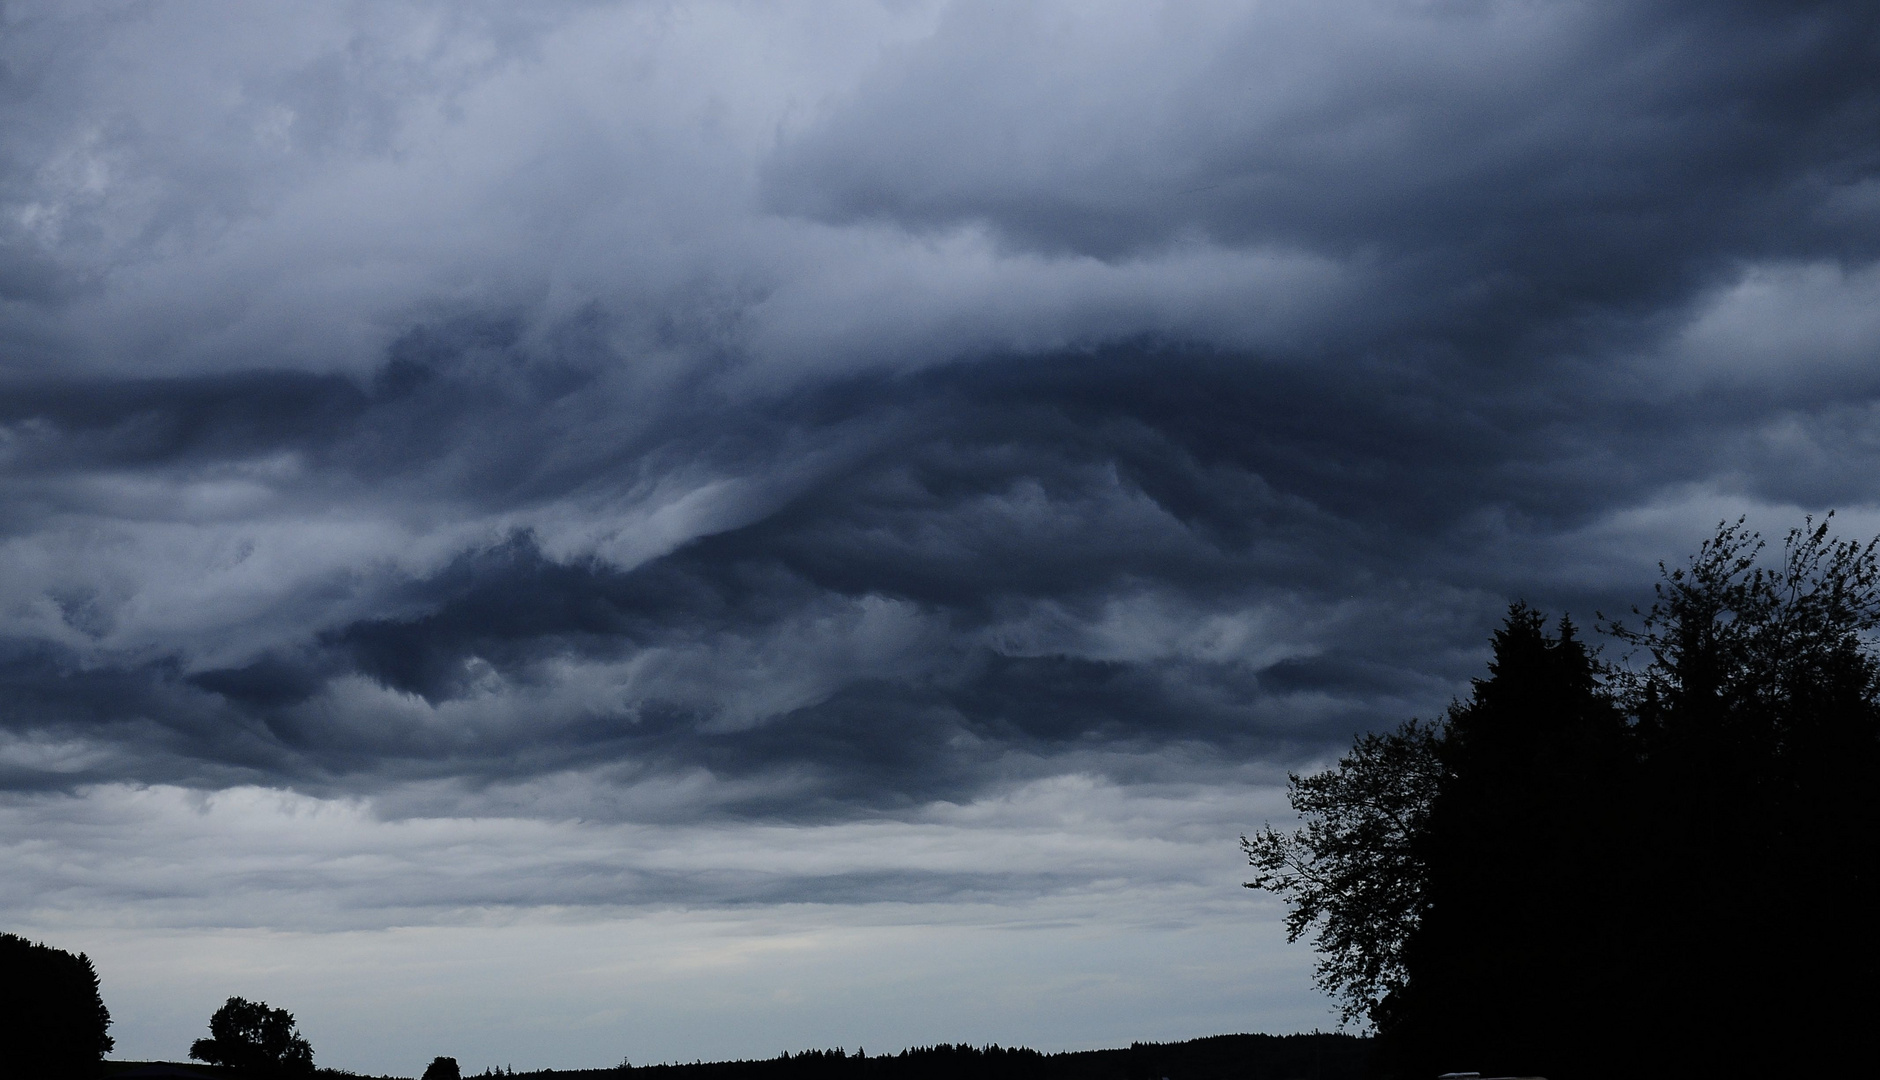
[483,1034,1367,1080]
[90,1034,1367,1080]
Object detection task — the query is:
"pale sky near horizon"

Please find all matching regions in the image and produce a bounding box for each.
[4,1,1880,1073]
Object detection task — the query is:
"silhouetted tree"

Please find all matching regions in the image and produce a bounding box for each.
[0,933,114,1079]
[423,1056,462,1080]
[1603,516,1880,1075]
[1240,718,1443,1025]
[1248,517,1880,1078]
[189,996,315,1076]
[1380,608,1630,1078]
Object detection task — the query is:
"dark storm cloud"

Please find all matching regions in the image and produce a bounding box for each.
[1,0,1878,830]
[0,341,1506,806]
[0,345,1748,808]
[766,2,1880,319]
[0,365,1342,787]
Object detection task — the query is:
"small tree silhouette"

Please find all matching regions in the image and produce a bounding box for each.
[189,996,315,1076]
[422,1056,462,1080]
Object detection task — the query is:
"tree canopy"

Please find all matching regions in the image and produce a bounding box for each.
[1240,718,1441,1025]
[0,933,114,1079]
[1246,517,1880,1077]
[189,996,316,1076]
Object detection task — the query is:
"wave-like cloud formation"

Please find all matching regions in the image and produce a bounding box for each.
[2,0,1879,904]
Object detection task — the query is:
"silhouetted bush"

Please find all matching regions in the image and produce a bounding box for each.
[423,1057,462,1080]
[0,932,114,1079]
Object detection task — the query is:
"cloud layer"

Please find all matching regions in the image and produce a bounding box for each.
[3,0,1879,1069]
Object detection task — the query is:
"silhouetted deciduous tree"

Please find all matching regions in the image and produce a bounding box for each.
[1603,515,1880,1076]
[423,1056,463,1080]
[1239,718,1443,1025]
[189,996,315,1076]
[0,933,114,1079]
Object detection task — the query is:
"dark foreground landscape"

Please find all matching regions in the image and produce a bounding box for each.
[99,1034,1369,1080]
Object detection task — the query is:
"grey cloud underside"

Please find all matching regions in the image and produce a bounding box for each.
[1,1,1879,820]
[768,2,1880,289]
[5,333,1877,811]
[2,345,1513,804]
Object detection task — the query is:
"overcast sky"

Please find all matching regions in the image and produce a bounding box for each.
[4,0,1879,1073]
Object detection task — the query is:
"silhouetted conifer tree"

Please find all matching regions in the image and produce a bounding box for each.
[1379,607,1629,1078]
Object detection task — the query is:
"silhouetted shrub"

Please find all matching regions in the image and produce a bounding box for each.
[0,932,114,1079]
[424,1057,463,1080]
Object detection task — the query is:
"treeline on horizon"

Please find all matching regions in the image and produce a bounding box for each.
[461,1033,1368,1080]
[85,1034,1368,1080]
